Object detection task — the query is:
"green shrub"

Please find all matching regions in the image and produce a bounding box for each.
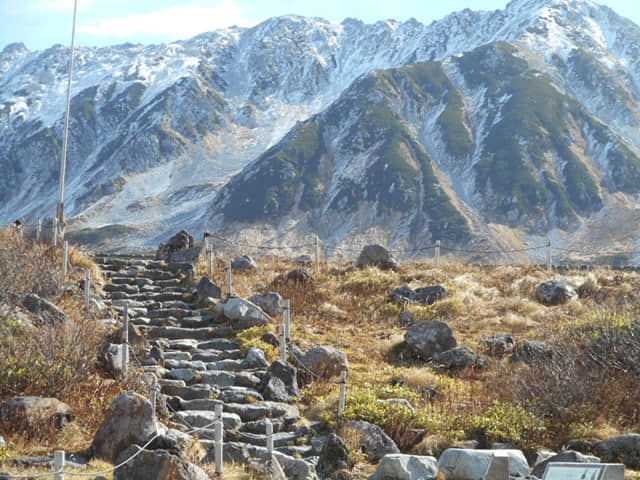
[466,400,547,446]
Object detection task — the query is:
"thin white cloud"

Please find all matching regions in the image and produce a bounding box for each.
[77,0,252,39]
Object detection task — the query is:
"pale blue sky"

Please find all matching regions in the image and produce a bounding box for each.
[0,0,639,51]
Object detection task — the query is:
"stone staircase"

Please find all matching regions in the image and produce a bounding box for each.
[95,255,321,479]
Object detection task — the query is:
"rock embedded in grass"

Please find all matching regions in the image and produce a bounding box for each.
[404,320,457,361]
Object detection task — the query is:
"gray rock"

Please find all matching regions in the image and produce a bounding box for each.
[223,298,269,330]
[261,360,299,402]
[241,347,269,369]
[156,230,194,262]
[114,445,209,480]
[535,280,578,306]
[298,346,348,380]
[398,311,414,327]
[248,291,285,317]
[437,448,530,479]
[232,255,258,271]
[480,334,517,357]
[532,450,600,478]
[92,392,159,463]
[369,454,438,480]
[357,244,400,270]
[317,433,352,478]
[405,321,457,361]
[341,420,400,462]
[172,410,242,430]
[510,341,553,364]
[196,277,222,306]
[414,286,448,305]
[433,346,482,369]
[377,398,414,412]
[22,294,69,325]
[596,433,640,469]
[0,396,75,430]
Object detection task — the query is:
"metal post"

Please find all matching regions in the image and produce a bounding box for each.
[435,240,441,266]
[53,218,58,247]
[215,401,223,421]
[547,239,552,270]
[226,259,232,297]
[208,247,213,278]
[56,0,79,244]
[266,419,274,455]
[54,450,65,480]
[280,322,287,362]
[83,268,90,310]
[215,419,223,475]
[338,370,347,416]
[284,300,291,342]
[315,236,320,269]
[62,241,69,278]
[150,376,158,420]
[36,218,42,242]
[122,303,129,377]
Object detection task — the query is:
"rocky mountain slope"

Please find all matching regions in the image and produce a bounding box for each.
[2,0,640,257]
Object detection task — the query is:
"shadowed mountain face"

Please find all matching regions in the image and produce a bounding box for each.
[2,0,640,254]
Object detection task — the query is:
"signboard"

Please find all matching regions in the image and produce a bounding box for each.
[543,463,624,480]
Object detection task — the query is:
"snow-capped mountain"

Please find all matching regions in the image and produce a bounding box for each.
[2,0,640,258]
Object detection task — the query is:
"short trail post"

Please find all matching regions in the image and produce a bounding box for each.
[547,239,552,270]
[338,370,347,416]
[54,450,65,480]
[266,419,274,456]
[226,259,232,297]
[435,240,441,266]
[62,241,69,278]
[83,268,91,310]
[214,401,224,476]
[36,218,42,242]
[122,303,129,378]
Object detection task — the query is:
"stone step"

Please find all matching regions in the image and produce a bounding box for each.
[192,371,236,388]
[222,402,299,422]
[112,306,147,318]
[139,325,234,340]
[148,301,195,311]
[161,384,215,400]
[111,299,147,309]
[109,277,138,285]
[144,292,189,302]
[217,386,263,404]
[276,445,316,458]
[141,285,162,293]
[198,339,239,351]
[146,308,194,319]
[164,351,192,361]
[164,360,207,371]
[190,349,244,362]
[139,270,179,281]
[155,278,182,288]
[171,410,241,430]
[104,284,140,294]
[227,430,304,448]
[179,316,226,329]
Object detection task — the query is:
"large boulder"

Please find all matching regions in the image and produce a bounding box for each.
[357,245,400,270]
[437,448,530,479]
[369,454,438,480]
[196,277,222,306]
[232,255,258,271]
[223,298,269,330]
[535,280,578,306]
[316,433,353,479]
[405,321,457,361]
[340,420,400,462]
[596,434,640,469]
[532,450,600,478]
[248,291,285,317]
[156,230,194,262]
[22,294,69,325]
[298,346,349,380]
[261,360,299,402]
[114,445,210,480]
[92,392,160,463]
[0,397,75,431]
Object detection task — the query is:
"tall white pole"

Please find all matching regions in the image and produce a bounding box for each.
[56,0,79,242]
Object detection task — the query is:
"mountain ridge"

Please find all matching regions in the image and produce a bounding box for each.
[2,0,640,259]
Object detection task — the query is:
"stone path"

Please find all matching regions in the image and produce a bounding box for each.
[95,255,320,479]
